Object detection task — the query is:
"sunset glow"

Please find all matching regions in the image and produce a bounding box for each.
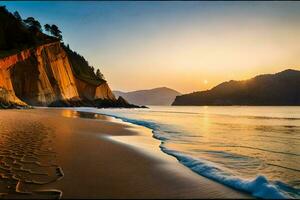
[1,2,300,199]
[4,1,300,93]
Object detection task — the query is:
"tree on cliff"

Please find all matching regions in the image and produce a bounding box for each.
[0,6,36,51]
[50,24,62,40]
[23,17,42,33]
[90,66,94,73]
[96,69,104,80]
[13,11,22,21]
[44,24,51,34]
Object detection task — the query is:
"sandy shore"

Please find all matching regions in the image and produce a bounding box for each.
[0,108,251,199]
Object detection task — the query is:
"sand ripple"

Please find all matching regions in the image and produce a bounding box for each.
[0,119,63,199]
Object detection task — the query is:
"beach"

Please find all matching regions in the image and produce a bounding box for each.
[0,108,250,199]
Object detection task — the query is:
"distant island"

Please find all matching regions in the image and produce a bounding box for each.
[173,69,300,106]
[114,87,181,106]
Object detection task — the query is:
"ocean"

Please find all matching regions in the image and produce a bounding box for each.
[74,106,300,199]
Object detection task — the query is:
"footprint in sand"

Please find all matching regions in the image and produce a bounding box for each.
[0,120,64,199]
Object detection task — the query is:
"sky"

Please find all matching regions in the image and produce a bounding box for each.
[2,1,300,93]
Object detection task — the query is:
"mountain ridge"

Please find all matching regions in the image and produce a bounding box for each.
[172,69,300,106]
[114,87,181,106]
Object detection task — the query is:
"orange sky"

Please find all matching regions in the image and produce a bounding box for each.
[4,2,300,93]
[101,18,300,93]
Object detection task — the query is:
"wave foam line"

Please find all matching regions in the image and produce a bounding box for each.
[157,146,291,199]
[73,108,295,199]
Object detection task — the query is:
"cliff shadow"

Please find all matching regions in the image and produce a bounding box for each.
[10,55,45,106]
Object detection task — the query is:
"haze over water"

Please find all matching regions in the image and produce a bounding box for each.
[76,106,300,198]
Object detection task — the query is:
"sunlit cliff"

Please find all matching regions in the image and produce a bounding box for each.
[0,41,117,107]
[0,6,125,108]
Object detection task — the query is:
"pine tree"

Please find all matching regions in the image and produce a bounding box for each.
[13,11,22,21]
[50,24,62,40]
[23,17,42,33]
[96,69,104,80]
[44,24,51,34]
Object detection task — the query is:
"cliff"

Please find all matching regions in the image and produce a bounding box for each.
[0,41,117,107]
[0,42,78,106]
[172,69,300,106]
[0,66,26,108]
[74,77,116,101]
[62,42,118,103]
[0,6,138,108]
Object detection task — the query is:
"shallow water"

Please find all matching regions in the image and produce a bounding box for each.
[74,106,300,199]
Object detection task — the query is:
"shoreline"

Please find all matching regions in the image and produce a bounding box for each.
[0,108,251,198]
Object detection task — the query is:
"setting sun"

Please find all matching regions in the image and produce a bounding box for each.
[0,1,300,199]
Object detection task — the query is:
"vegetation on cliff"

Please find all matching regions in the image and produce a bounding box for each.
[173,69,300,106]
[0,6,141,108]
[63,44,105,86]
[0,5,105,85]
[0,6,58,58]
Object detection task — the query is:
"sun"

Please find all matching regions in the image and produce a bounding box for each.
[203,80,208,85]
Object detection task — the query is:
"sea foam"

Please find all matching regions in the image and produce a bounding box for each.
[73,107,295,199]
[158,147,290,199]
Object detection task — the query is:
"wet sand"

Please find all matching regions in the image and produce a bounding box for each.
[0,109,251,199]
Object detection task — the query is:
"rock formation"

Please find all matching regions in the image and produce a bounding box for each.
[74,77,115,101]
[0,6,139,108]
[0,41,120,108]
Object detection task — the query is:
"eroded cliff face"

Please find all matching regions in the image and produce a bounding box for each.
[0,68,26,107]
[74,77,116,101]
[0,42,116,107]
[0,49,29,107]
[95,82,116,100]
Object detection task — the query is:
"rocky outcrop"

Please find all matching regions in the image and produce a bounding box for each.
[0,42,118,107]
[93,96,145,108]
[74,77,116,101]
[1,42,80,106]
[0,6,128,108]
[94,82,116,100]
[0,69,26,107]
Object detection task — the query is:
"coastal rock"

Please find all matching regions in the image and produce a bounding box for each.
[0,7,135,108]
[74,77,116,101]
[93,96,146,108]
[0,69,26,107]
[1,42,80,106]
[0,42,118,107]
[94,82,116,100]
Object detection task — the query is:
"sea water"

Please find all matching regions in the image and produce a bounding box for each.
[74,106,300,199]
